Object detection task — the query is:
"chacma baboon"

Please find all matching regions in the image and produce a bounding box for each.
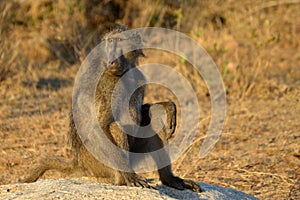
[23,25,201,192]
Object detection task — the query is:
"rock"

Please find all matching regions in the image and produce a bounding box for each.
[0,178,259,200]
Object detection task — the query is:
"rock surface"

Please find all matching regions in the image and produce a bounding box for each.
[0,178,259,200]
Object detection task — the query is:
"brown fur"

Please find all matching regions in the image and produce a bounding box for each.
[22,25,201,192]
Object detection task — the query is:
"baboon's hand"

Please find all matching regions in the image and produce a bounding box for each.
[155,101,177,139]
[161,176,201,193]
[123,173,155,189]
[148,101,177,140]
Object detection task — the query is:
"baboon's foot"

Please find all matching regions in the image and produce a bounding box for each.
[123,173,155,189]
[182,179,202,192]
[161,176,202,193]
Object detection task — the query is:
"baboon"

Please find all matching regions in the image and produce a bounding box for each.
[23,25,201,192]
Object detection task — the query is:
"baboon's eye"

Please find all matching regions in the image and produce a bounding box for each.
[117,38,122,42]
[108,38,113,42]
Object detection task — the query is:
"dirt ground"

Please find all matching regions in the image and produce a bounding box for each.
[0,1,299,199]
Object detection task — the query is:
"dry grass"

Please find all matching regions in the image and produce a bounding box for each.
[0,0,299,199]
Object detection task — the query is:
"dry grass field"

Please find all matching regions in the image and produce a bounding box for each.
[0,0,299,199]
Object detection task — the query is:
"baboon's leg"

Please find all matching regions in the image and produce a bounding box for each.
[131,128,201,192]
[108,121,128,185]
[22,158,78,183]
[109,122,129,150]
[109,121,152,188]
[133,102,202,192]
[141,101,176,142]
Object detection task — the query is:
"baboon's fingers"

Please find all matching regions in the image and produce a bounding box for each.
[161,176,185,190]
[182,179,202,193]
[161,176,202,192]
[133,179,155,189]
[123,173,153,189]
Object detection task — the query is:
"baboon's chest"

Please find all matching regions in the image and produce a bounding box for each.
[115,70,146,125]
[96,69,146,125]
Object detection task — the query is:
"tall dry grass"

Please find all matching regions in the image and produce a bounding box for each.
[1,0,299,98]
[0,1,299,199]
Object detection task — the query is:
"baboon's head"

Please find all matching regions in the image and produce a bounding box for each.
[103,25,145,76]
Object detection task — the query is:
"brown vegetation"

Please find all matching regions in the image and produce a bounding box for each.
[0,0,299,199]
